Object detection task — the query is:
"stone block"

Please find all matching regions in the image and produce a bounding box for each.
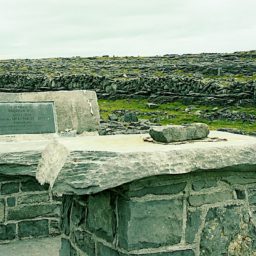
[185,209,201,243]
[0,199,4,222]
[0,224,16,241]
[49,220,61,236]
[17,192,50,205]
[7,197,16,207]
[60,195,73,236]
[1,182,19,194]
[123,175,187,197]
[235,189,246,200]
[87,191,115,242]
[130,251,195,256]
[70,199,86,229]
[149,123,209,143]
[192,179,218,191]
[188,191,233,207]
[200,205,254,256]
[248,188,256,205]
[0,174,21,183]
[0,90,100,133]
[118,198,183,250]
[60,238,78,256]
[7,203,60,220]
[60,238,71,256]
[71,230,95,255]
[20,178,49,192]
[96,242,121,256]
[18,219,49,238]
[221,173,256,185]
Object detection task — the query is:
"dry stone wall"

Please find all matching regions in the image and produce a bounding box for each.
[0,74,255,105]
[0,174,61,243]
[60,170,256,256]
[0,51,255,106]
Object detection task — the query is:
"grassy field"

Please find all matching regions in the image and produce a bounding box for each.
[99,99,256,133]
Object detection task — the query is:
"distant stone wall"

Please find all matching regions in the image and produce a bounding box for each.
[0,74,255,105]
[60,170,256,256]
[0,174,61,243]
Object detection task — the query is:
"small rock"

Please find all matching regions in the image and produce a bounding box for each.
[108,114,118,121]
[149,123,210,143]
[146,103,159,109]
[122,112,138,123]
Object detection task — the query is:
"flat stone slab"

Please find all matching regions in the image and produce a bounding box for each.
[0,102,56,135]
[0,90,100,133]
[1,132,256,195]
[0,236,60,256]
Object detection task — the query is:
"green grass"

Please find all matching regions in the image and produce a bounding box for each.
[99,99,256,133]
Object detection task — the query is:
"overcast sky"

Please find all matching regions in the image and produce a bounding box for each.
[0,0,255,59]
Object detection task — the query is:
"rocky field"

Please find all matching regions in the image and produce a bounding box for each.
[0,51,255,105]
[0,51,256,134]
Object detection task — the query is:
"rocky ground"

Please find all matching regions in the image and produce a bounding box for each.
[0,51,255,105]
[98,99,256,136]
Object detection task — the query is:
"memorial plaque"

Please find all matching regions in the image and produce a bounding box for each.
[0,102,56,135]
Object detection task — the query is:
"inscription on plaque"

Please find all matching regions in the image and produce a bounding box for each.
[0,102,56,135]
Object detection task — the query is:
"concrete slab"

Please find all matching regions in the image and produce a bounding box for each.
[0,236,60,256]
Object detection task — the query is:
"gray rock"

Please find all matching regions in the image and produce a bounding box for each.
[122,112,138,123]
[146,103,159,109]
[108,114,118,121]
[149,123,209,143]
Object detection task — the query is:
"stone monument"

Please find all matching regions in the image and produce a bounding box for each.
[1,90,256,255]
[0,90,100,243]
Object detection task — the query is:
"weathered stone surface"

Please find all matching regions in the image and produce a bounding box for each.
[0,90,100,133]
[48,132,256,195]
[17,193,50,205]
[0,224,16,240]
[200,205,256,256]
[192,176,218,191]
[188,190,234,207]
[18,219,49,238]
[70,198,85,229]
[49,220,61,236]
[185,209,201,243]
[121,175,187,197]
[21,178,49,192]
[87,192,115,242]
[71,230,95,255]
[0,199,4,223]
[130,251,195,256]
[97,243,121,256]
[149,123,209,143]
[61,195,73,236]
[1,182,19,194]
[118,198,183,250]
[7,204,60,220]
[7,197,16,207]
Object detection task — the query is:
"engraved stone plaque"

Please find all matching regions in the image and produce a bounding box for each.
[0,102,56,135]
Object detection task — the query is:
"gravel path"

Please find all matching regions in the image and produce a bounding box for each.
[0,237,61,256]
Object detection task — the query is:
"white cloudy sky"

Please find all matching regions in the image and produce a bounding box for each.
[0,0,255,59]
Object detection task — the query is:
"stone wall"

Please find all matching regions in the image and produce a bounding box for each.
[0,74,255,105]
[60,170,256,256]
[0,174,61,243]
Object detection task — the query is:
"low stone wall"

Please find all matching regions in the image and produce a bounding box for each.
[0,74,255,105]
[0,174,61,243]
[60,170,256,256]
